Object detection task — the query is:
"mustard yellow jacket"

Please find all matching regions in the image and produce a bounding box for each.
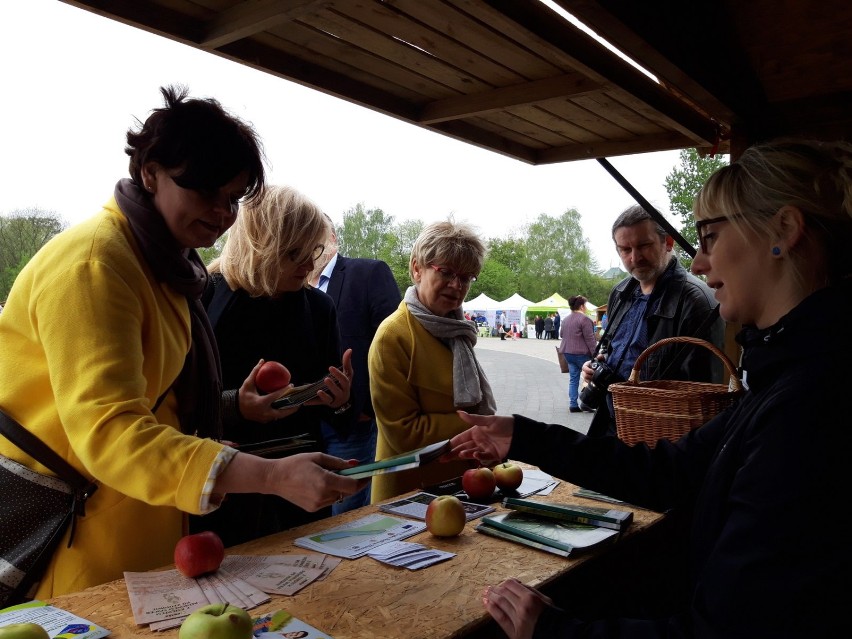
[0,200,224,598]
[368,301,475,503]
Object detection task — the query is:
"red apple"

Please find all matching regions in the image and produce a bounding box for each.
[255,361,291,393]
[425,495,466,537]
[493,462,524,491]
[174,531,225,578]
[462,466,497,501]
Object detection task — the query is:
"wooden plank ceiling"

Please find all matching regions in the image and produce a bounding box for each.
[61,0,852,164]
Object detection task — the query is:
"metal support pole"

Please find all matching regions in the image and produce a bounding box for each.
[596,157,696,258]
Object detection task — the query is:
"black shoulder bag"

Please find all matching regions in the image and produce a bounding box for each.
[0,410,98,606]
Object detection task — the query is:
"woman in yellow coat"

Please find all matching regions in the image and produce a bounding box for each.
[0,86,362,600]
[368,220,495,503]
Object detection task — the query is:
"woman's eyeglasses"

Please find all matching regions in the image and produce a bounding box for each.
[285,244,325,263]
[695,214,745,254]
[428,264,477,285]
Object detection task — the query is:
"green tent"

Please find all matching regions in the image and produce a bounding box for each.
[526,293,571,315]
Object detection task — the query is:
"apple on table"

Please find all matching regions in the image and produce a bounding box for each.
[461,466,497,502]
[174,531,225,578]
[493,462,524,492]
[0,623,49,639]
[179,603,253,639]
[425,495,466,537]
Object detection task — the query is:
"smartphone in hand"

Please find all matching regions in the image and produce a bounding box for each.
[270,378,330,409]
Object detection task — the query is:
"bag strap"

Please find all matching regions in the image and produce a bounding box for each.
[0,409,98,528]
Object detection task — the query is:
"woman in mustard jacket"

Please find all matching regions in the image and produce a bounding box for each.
[368,220,495,503]
[0,86,361,599]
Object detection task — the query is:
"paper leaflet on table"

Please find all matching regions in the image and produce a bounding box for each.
[294,514,426,559]
[366,541,455,570]
[253,610,333,638]
[0,602,108,638]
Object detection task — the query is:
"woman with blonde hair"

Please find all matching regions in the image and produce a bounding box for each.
[450,139,852,637]
[368,219,495,503]
[195,185,357,546]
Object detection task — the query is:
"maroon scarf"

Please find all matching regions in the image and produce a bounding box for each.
[114,178,222,439]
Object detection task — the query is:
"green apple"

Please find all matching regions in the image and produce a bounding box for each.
[178,603,253,639]
[425,494,466,537]
[493,462,524,491]
[0,623,50,639]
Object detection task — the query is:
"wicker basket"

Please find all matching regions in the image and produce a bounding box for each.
[609,336,742,447]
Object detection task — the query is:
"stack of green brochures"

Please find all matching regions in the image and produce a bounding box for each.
[338,439,451,479]
[502,497,633,531]
[476,510,619,556]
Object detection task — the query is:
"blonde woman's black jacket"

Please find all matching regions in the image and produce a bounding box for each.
[510,283,851,637]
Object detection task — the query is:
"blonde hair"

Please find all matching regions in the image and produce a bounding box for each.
[694,138,852,284]
[408,219,487,282]
[210,185,330,296]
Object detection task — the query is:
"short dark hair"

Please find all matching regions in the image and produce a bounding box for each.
[125,85,265,201]
[611,204,666,240]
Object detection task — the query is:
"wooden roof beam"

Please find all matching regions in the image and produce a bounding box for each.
[486,0,718,146]
[418,73,602,124]
[201,0,330,49]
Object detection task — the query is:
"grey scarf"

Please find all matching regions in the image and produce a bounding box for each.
[404,286,496,414]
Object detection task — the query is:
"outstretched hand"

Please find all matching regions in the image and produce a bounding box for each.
[482,578,555,639]
[215,451,366,512]
[447,411,515,466]
[265,451,366,511]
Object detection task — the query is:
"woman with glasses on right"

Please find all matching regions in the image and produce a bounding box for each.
[368,220,495,503]
[193,185,357,546]
[449,139,852,638]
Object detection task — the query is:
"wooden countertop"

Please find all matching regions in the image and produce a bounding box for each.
[48,474,663,639]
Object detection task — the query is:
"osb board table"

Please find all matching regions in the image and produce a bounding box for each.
[49,475,664,639]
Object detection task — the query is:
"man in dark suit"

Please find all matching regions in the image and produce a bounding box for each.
[312,220,401,513]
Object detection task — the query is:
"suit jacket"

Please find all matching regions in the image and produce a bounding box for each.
[325,255,401,429]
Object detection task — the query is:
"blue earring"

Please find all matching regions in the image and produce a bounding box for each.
[772,246,781,256]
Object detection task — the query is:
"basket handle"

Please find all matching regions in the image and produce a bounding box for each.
[626,336,742,391]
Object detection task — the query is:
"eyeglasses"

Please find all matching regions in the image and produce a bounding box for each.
[695,214,746,254]
[428,264,477,285]
[285,244,325,263]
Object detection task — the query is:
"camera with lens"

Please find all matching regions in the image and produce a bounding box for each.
[577,360,621,411]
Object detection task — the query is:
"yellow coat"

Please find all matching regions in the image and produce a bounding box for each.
[368,301,475,503]
[0,200,224,598]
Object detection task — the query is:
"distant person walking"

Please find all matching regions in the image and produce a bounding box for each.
[552,310,561,339]
[558,296,597,413]
[534,315,545,339]
[543,314,554,340]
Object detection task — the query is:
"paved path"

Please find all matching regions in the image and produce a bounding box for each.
[474,336,593,435]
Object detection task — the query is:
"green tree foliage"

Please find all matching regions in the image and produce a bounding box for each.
[665,148,729,265]
[197,232,228,266]
[337,203,395,259]
[517,209,604,303]
[0,208,66,301]
[380,218,423,294]
[335,205,418,295]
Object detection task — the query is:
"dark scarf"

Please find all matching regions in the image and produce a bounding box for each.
[114,178,222,439]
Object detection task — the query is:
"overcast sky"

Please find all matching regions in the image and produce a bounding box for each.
[0,0,683,268]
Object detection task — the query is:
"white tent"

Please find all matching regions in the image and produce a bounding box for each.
[463,293,501,328]
[463,293,501,311]
[498,293,534,309]
[496,293,535,335]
